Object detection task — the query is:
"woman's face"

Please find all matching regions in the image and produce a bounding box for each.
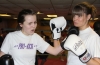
[73,13,90,30]
[19,15,37,35]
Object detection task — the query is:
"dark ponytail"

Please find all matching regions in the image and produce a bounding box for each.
[91,5,97,20]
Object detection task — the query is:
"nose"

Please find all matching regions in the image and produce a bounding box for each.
[73,15,78,21]
[32,23,37,28]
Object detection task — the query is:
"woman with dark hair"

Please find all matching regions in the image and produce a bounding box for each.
[0,9,66,65]
[67,2,100,65]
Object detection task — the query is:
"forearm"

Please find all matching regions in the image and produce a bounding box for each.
[46,41,63,56]
[0,51,5,57]
[54,39,60,47]
[96,58,100,64]
[53,40,63,55]
[53,45,63,55]
[87,58,100,65]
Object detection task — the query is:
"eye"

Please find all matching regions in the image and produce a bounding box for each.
[29,22,32,25]
[34,21,37,24]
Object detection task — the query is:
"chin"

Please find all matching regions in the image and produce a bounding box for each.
[29,32,34,35]
[74,25,77,27]
[31,33,34,35]
[74,24,79,27]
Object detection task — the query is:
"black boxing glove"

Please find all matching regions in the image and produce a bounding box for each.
[0,54,14,65]
[67,26,79,36]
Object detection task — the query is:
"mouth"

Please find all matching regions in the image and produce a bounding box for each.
[74,22,77,24]
[31,29,35,32]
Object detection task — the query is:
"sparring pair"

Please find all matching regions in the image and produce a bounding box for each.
[0,16,91,65]
[50,16,91,63]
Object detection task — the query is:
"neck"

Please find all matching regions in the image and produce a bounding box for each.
[21,30,30,36]
[79,25,89,31]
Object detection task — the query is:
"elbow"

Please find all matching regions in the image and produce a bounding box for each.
[46,45,61,56]
[53,53,58,56]
[52,51,60,56]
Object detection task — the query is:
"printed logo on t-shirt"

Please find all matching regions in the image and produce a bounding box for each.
[14,43,37,49]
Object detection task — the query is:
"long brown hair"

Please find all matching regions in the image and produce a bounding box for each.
[72,2,97,20]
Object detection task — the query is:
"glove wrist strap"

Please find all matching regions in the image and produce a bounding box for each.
[53,32,61,39]
[79,50,92,63]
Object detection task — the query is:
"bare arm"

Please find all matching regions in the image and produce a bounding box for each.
[94,58,100,64]
[87,58,100,65]
[0,50,5,57]
[45,40,63,55]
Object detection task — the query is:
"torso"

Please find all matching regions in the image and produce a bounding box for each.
[67,26,100,65]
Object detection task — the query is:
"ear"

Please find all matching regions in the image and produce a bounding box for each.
[19,23,23,27]
[87,14,91,20]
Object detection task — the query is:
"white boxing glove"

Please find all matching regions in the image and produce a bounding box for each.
[50,16,67,39]
[61,34,91,63]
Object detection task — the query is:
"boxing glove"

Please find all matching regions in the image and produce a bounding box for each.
[50,16,67,39]
[61,26,91,63]
[61,26,79,50]
[67,26,79,36]
[0,54,14,65]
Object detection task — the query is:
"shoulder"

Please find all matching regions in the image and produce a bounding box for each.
[87,29,100,45]
[7,31,20,36]
[8,30,20,34]
[89,28,99,38]
[33,33,40,37]
[5,31,21,38]
[33,33,42,38]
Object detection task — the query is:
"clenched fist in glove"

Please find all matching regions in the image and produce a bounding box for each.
[0,54,14,65]
[61,26,92,63]
[50,16,67,40]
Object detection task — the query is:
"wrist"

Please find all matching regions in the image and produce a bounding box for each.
[54,39,59,41]
[79,50,92,63]
[53,32,61,39]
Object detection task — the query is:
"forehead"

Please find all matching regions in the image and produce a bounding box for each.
[72,5,85,16]
[72,10,87,17]
[24,15,37,22]
[25,15,36,19]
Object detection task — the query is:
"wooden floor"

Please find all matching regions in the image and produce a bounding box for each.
[36,50,68,65]
[37,52,68,65]
[38,58,67,65]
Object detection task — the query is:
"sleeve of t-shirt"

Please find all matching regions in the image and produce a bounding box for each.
[1,33,12,54]
[36,34,50,53]
[89,35,100,58]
